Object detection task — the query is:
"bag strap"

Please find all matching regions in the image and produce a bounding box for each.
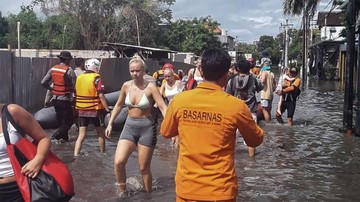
[1,104,25,145]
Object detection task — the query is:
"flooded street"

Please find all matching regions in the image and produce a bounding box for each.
[49,79,360,202]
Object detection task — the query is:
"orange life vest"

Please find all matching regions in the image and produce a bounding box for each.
[51,64,73,95]
[75,73,104,110]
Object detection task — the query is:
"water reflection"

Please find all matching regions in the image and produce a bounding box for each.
[49,79,360,201]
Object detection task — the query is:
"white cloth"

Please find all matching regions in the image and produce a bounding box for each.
[164,82,181,102]
[0,122,22,177]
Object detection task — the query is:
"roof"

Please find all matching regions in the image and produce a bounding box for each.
[310,39,346,48]
[101,42,177,59]
[317,12,345,27]
[213,26,222,34]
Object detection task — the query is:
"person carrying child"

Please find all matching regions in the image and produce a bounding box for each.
[275,67,295,115]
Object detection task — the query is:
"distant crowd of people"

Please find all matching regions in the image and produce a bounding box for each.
[0,48,302,202]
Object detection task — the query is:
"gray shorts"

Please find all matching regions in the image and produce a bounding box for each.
[120,116,157,148]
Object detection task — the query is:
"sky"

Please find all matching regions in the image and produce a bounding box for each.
[1,0,333,44]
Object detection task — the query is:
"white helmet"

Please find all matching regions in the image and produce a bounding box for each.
[85,58,101,72]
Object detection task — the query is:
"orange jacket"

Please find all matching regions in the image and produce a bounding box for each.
[51,64,73,95]
[160,82,264,201]
[75,73,104,110]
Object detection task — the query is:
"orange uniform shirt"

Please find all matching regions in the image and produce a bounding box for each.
[160,82,264,201]
[282,77,301,93]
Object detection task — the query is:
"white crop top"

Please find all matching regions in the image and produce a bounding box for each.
[164,82,181,102]
[0,122,22,177]
[193,75,204,84]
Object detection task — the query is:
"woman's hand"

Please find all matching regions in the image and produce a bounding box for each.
[105,125,112,139]
[21,157,44,178]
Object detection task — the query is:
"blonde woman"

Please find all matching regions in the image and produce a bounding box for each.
[187,58,204,84]
[159,68,183,145]
[159,68,184,105]
[105,54,167,196]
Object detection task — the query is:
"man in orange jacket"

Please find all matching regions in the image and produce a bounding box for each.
[160,48,264,202]
[41,51,76,141]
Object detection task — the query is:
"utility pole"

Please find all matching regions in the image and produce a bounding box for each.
[344,0,356,135]
[281,19,293,68]
[357,19,360,136]
[62,25,67,50]
[17,21,21,57]
[135,14,140,46]
[302,8,309,81]
[309,19,317,75]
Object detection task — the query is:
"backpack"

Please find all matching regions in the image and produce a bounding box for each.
[231,75,249,101]
[155,70,164,87]
[184,67,198,90]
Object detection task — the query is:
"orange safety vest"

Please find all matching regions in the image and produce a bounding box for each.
[51,64,73,95]
[75,73,104,110]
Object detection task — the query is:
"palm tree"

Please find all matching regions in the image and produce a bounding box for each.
[283,0,321,16]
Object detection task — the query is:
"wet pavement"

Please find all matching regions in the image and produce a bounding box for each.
[48,78,360,202]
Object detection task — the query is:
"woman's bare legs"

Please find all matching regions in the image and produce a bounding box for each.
[95,126,105,153]
[137,144,154,192]
[74,126,87,156]
[114,140,136,194]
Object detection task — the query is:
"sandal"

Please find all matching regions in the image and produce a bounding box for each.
[275,113,285,124]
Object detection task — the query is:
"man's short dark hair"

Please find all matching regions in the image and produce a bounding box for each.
[201,48,231,81]
[290,67,298,76]
[75,58,85,67]
[237,60,251,74]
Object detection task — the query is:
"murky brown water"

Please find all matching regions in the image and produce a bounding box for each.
[49,78,360,202]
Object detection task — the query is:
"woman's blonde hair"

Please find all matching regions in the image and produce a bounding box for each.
[129,53,146,68]
[163,68,174,75]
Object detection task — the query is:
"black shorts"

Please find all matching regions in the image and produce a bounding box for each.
[0,181,24,202]
[78,116,102,127]
[280,100,296,118]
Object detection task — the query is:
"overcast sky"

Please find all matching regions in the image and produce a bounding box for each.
[1,0,333,44]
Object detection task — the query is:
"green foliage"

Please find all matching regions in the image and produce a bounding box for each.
[42,15,82,49]
[0,12,9,48]
[235,42,259,60]
[156,17,221,55]
[257,35,281,65]
[283,0,321,16]
[29,0,175,49]
[7,6,42,49]
[288,29,303,67]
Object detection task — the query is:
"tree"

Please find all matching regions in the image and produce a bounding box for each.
[257,35,281,65]
[288,29,303,67]
[283,0,321,16]
[121,0,175,46]
[0,12,9,48]
[42,14,83,50]
[7,6,42,49]
[32,0,175,49]
[157,17,221,55]
[235,42,259,61]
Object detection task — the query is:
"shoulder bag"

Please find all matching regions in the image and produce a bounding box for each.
[1,104,75,202]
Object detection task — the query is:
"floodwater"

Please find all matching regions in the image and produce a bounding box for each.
[48,78,360,202]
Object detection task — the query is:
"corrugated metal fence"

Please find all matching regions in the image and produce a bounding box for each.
[0,51,194,111]
[0,51,13,105]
